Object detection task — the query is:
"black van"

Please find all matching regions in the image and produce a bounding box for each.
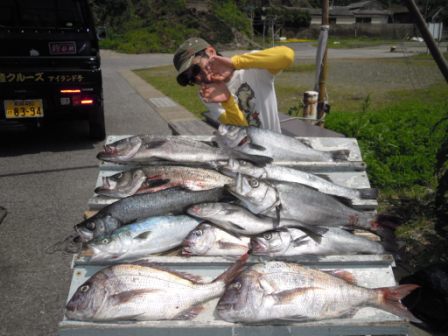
[0,0,106,140]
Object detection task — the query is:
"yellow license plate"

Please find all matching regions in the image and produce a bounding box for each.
[4,99,44,119]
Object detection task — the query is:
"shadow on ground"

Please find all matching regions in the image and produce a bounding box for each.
[0,119,99,157]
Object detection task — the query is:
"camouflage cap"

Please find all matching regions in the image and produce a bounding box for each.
[173,37,210,78]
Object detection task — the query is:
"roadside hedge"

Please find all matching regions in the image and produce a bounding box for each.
[325,99,446,190]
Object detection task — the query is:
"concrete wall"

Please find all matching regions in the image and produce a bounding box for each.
[292,23,416,39]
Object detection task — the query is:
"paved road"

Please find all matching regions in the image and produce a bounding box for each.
[0,52,173,336]
[0,44,442,336]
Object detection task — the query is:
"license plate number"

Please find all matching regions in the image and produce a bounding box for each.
[4,99,44,119]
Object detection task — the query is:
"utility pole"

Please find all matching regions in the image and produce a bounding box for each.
[404,0,448,82]
[317,0,330,126]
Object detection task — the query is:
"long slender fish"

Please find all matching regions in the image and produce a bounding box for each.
[95,166,234,198]
[251,227,385,257]
[74,188,225,242]
[228,176,379,232]
[85,215,203,261]
[182,223,250,257]
[219,160,377,202]
[65,254,248,321]
[217,261,420,323]
[97,135,270,165]
[215,125,350,162]
[187,202,327,237]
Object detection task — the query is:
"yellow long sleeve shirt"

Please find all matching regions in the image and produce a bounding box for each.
[209,46,294,131]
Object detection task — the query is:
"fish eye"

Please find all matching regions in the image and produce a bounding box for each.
[80,285,90,293]
[231,282,241,290]
[111,172,123,181]
[86,222,96,230]
[102,238,109,244]
[263,232,272,240]
[249,178,259,188]
[194,230,203,237]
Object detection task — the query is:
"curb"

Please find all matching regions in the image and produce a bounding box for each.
[119,70,215,135]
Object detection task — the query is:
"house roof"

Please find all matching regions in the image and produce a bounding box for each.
[352,9,393,16]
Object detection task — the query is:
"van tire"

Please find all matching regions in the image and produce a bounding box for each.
[89,105,106,141]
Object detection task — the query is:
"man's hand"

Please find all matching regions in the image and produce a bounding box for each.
[200,82,231,103]
[206,55,234,82]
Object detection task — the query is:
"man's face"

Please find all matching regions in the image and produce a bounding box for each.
[189,53,212,85]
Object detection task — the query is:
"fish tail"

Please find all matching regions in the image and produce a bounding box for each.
[358,188,378,200]
[331,149,350,161]
[213,253,249,285]
[375,285,421,323]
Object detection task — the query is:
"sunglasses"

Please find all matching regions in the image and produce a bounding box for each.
[177,64,203,86]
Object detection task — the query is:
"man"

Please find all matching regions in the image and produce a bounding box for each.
[173,37,294,133]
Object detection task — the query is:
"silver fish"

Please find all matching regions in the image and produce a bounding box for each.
[215,125,349,162]
[187,202,325,237]
[182,223,250,257]
[97,135,229,163]
[97,135,270,165]
[228,176,378,232]
[65,254,248,321]
[85,215,202,261]
[219,159,377,203]
[251,227,385,257]
[75,188,225,242]
[95,166,234,198]
[216,261,420,323]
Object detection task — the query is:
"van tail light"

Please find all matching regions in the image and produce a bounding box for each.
[71,96,94,106]
[60,89,81,94]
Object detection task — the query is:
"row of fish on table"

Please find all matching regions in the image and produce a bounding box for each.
[64,125,420,324]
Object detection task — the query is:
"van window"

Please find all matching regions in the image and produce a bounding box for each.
[0,0,86,28]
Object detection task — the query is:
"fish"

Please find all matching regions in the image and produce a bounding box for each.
[85,215,203,261]
[215,125,350,162]
[65,254,248,321]
[251,227,385,257]
[182,223,250,257]
[219,159,377,203]
[97,135,271,165]
[74,187,225,243]
[187,202,327,238]
[227,176,382,233]
[216,261,420,323]
[95,166,235,198]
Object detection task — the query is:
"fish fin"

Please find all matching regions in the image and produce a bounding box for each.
[111,289,160,304]
[295,225,328,243]
[272,288,318,305]
[275,315,311,323]
[231,151,273,167]
[375,285,422,323]
[331,149,350,161]
[130,261,204,283]
[134,231,152,240]
[358,188,378,200]
[291,237,311,247]
[217,240,247,250]
[213,253,249,285]
[248,143,267,151]
[315,174,333,182]
[229,222,247,232]
[174,304,204,320]
[144,140,168,149]
[297,138,313,148]
[145,178,171,189]
[326,270,357,285]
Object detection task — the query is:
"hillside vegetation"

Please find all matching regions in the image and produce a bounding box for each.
[90,0,255,53]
